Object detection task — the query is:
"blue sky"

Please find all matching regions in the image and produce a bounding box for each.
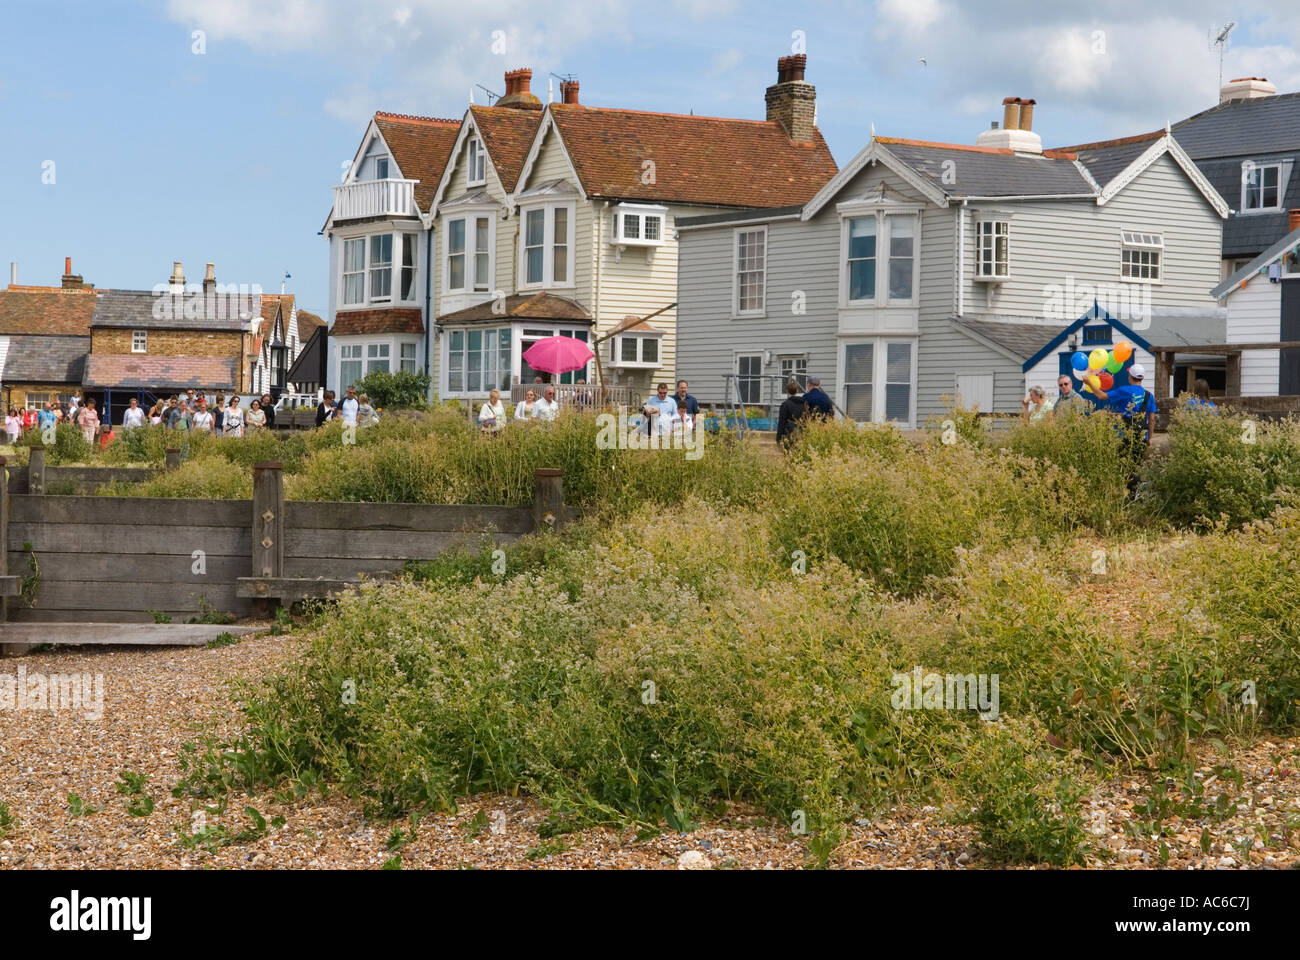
[2,0,1297,315]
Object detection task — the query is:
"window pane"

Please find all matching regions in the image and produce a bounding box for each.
[621,337,638,361]
[885,342,911,423]
[401,233,416,300]
[553,207,568,283]
[848,218,876,300]
[448,331,464,391]
[850,261,875,301]
[737,355,761,403]
[848,218,876,259]
[499,328,512,391]
[844,343,874,387]
[642,337,658,363]
[623,214,640,240]
[474,217,490,291]
[737,229,765,312]
[526,209,545,284]
[844,385,873,421]
[644,215,660,241]
[888,217,914,300]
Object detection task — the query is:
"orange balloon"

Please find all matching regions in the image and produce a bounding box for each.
[1113,341,1133,363]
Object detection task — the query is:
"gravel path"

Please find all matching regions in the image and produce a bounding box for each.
[1,635,1297,870]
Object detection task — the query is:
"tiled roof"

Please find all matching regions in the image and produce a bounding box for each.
[1172,92,1300,158]
[373,112,462,211]
[83,354,238,390]
[0,287,98,336]
[469,106,545,193]
[547,103,838,208]
[438,292,591,324]
[877,138,1094,197]
[2,335,89,383]
[295,309,325,341]
[92,289,250,331]
[331,307,424,336]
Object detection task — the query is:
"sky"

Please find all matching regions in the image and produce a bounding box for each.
[2,0,1298,316]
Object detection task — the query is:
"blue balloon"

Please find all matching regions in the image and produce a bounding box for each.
[1070,351,1089,371]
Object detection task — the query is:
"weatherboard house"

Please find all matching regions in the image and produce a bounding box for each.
[674,96,1229,424]
[322,57,839,403]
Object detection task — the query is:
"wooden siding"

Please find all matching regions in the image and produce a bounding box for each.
[1225,278,1282,396]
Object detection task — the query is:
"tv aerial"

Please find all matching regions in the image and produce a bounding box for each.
[1209,21,1236,94]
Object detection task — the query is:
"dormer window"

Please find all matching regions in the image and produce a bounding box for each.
[1242,162,1281,211]
[467,137,486,187]
[614,204,666,246]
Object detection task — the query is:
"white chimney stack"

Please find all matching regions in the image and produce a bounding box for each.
[169,261,185,295]
[976,97,1042,153]
[1220,77,1277,103]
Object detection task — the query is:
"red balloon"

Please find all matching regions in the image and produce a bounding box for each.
[1098,372,1114,390]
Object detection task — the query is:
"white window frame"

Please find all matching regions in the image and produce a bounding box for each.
[974,218,1010,281]
[613,203,667,247]
[442,212,497,294]
[467,137,487,187]
[400,341,418,373]
[779,355,808,390]
[837,336,917,428]
[734,353,763,405]
[1241,161,1282,212]
[732,225,767,318]
[443,326,513,396]
[517,201,576,289]
[1120,230,1163,284]
[365,342,391,376]
[131,330,148,353]
[837,202,922,307]
[607,334,662,368]
[339,343,363,388]
[339,231,419,307]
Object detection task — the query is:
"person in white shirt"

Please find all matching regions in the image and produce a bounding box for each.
[122,397,147,430]
[478,388,507,432]
[643,382,678,437]
[191,400,214,433]
[534,385,559,422]
[514,388,539,421]
[339,386,360,427]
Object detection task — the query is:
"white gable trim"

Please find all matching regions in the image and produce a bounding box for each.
[1097,135,1230,217]
[510,109,588,207]
[429,110,480,215]
[802,139,948,220]
[324,120,406,235]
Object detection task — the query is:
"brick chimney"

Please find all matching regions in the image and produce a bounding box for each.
[61,256,88,290]
[560,78,580,105]
[1290,209,1300,234]
[765,54,817,143]
[169,261,185,295]
[204,262,216,295]
[497,68,543,110]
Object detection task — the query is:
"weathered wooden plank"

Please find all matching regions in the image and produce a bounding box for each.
[6,552,250,583]
[9,523,251,556]
[283,557,406,578]
[237,577,386,602]
[5,466,27,495]
[9,495,249,527]
[284,528,490,560]
[286,501,533,534]
[20,581,250,613]
[0,576,20,597]
[6,608,219,624]
[0,622,261,646]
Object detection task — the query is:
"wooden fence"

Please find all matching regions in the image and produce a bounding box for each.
[0,456,562,624]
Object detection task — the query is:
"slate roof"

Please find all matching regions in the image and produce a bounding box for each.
[0,287,98,336]
[1172,92,1300,159]
[1189,154,1299,257]
[877,138,1093,197]
[547,103,838,208]
[83,354,238,390]
[2,335,89,383]
[954,318,1067,360]
[331,307,423,337]
[373,112,462,212]
[1068,132,1164,189]
[92,289,250,331]
[1211,223,1300,300]
[437,292,591,324]
[469,105,545,193]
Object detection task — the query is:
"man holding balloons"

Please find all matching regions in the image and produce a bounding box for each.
[1069,339,1156,494]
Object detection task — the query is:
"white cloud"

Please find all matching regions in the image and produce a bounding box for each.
[876,0,943,34]
[707,48,745,78]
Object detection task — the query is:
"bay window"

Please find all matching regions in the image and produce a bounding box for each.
[340,233,417,305]
[614,204,666,246]
[339,344,363,388]
[840,209,919,306]
[519,202,575,287]
[840,338,916,426]
[447,327,511,394]
[445,215,494,293]
[365,343,390,375]
[975,218,1010,280]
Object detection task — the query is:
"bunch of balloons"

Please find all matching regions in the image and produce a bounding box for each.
[1070,341,1134,395]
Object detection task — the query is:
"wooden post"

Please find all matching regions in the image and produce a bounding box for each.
[534,468,564,531]
[28,445,45,496]
[1226,351,1242,398]
[165,448,182,470]
[251,461,285,617]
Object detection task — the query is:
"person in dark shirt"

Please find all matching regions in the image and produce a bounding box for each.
[803,376,832,419]
[315,390,337,427]
[1085,364,1156,496]
[261,394,277,428]
[675,380,699,422]
[776,380,808,449]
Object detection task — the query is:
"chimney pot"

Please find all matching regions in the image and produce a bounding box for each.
[204,262,216,294]
[65,256,72,275]
[1018,98,1036,131]
[560,78,580,105]
[9,263,15,287]
[497,68,542,110]
[1290,209,1300,234]
[1001,97,1020,131]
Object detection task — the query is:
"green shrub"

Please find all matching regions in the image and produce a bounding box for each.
[954,716,1088,866]
[101,424,172,465]
[18,424,93,465]
[99,455,251,500]
[924,397,986,446]
[1141,408,1300,529]
[784,417,908,463]
[351,369,431,409]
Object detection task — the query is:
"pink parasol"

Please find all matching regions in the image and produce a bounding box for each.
[522,335,594,374]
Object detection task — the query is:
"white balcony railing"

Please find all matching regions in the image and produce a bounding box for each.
[331,178,420,221]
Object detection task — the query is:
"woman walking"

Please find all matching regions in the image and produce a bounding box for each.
[224,396,245,437]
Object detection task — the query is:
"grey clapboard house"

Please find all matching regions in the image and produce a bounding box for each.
[675,97,1229,426]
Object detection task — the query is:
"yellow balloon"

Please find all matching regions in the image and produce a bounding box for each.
[1088,348,1107,370]
[1087,374,1102,392]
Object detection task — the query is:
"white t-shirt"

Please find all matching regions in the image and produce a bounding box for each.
[534,397,558,421]
[478,401,506,429]
[192,410,214,432]
[123,406,146,429]
[340,396,360,426]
